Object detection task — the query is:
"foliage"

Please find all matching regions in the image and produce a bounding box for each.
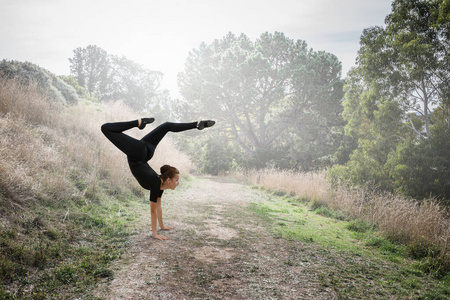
[330,0,450,201]
[69,45,165,113]
[59,75,98,102]
[69,45,110,97]
[107,55,163,111]
[330,98,409,190]
[387,124,450,202]
[177,32,344,170]
[356,0,448,138]
[200,134,234,175]
[0,60,79,105]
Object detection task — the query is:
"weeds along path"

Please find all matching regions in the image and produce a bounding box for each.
[93,177,336,299]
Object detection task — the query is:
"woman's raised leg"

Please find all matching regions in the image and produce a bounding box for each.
[101,120,145,158]
[140,122,198,147]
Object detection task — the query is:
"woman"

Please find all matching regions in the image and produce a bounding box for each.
[101,118,215,240]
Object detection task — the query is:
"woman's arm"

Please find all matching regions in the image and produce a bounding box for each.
[157,197,174,231]
[150,200,168,240]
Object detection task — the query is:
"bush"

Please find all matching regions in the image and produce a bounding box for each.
[60,75,98,102]
[387,124,450,202]
[0,60,79,105]
[201,135,233,175]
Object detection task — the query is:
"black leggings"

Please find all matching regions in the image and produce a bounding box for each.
[101,120,197,163]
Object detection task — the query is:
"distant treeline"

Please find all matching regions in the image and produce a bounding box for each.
[68,45,173,121]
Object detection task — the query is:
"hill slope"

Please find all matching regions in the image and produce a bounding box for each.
[0,74,192,299]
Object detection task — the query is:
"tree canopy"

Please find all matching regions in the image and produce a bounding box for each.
[329,0,450,201]
[69,45,164,113]
[177,32,344,170]
[355,0,449,138]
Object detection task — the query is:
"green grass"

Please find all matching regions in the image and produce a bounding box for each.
[250,192,450,300]
[0,177,147,299]
[251,195,365,253]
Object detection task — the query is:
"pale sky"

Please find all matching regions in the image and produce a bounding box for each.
[0,0,393,98]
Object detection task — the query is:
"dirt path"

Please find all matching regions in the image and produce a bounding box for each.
[94,177,336,299]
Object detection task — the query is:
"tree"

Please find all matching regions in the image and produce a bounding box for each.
[108,55,163,111]
[329,98,408,190]
[435,0,450,125]
[388,124,450,202]
[288,50,345,170]
[178,32,344,170]
[329,0,450,201]
[200,134,234,176]
[69,45,165,113]
[357,0,448,138]
[69,45,110,98]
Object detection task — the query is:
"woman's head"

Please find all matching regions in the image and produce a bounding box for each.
[160,165,180,190]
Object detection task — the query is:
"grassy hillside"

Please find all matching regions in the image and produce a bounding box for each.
[0,74,192,299]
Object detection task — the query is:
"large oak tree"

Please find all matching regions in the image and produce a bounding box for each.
[178,32,344,170]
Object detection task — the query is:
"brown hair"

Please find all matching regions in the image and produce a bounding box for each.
[160,165,179,182]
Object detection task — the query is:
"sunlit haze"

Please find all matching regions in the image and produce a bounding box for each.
[0,0,392,98]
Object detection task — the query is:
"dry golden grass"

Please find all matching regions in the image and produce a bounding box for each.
[248,169,329,200]
[248,169,450,268]
[0,76,61,126]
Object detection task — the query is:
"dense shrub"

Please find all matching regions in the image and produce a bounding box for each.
[0,60,79,105]
[387,125,450,204]
[201,135,233,175]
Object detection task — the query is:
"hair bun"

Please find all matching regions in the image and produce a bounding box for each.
[159,165,180,181]
[160,164,171,174]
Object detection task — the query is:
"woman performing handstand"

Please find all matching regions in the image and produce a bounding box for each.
[101,118,215,240]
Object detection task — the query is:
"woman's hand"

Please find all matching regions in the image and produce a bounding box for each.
[153,234,169,240]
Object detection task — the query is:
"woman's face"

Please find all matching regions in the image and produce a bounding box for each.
[167,174,180,190]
